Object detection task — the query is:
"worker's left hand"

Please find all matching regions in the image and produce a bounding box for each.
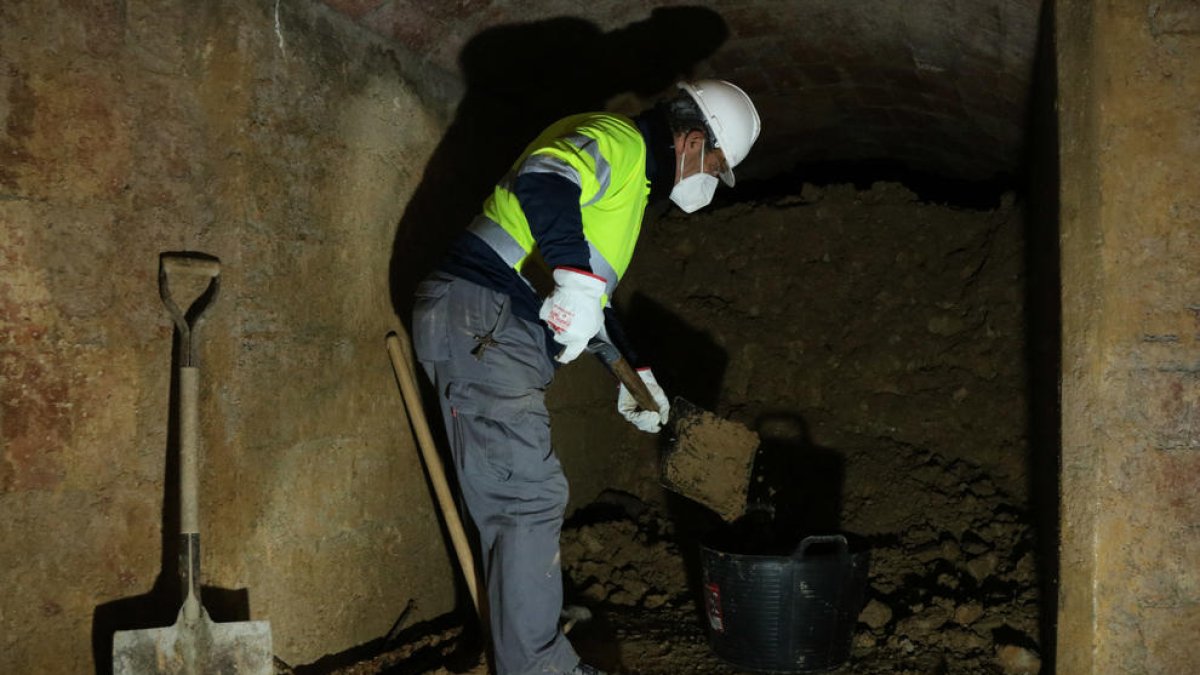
[618,368,671,433]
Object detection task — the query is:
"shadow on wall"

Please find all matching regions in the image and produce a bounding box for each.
[387,7,730,322]
[750,413,845,537]
[615,298,847,589]
[1021,0,1061,669]
[621,292,729,410]
[620,296,848,536]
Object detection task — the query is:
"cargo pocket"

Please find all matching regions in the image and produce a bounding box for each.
[412,278,451,362]
[446,380,553,483]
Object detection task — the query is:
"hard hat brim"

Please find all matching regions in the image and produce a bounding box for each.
[719,162,735,187]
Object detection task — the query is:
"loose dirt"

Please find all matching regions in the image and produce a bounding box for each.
[661,401,759,522]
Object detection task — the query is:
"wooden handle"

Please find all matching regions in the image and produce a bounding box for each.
[386,330,481,621]
[178,365,202,622]
[161,254,221,278]
[609,356,660,413]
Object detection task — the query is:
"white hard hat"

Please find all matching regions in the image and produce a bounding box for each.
[677,79,761,186]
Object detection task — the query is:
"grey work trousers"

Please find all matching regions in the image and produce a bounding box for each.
[411,272,578,675]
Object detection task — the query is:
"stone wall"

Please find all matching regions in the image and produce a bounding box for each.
[0,1,461,670]
[1057,1,1200,671]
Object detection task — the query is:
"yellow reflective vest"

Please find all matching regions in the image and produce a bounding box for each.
[468,112,651,301]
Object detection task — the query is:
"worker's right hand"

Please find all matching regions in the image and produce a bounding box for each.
[539,267,607,364]
[618,368,671,433]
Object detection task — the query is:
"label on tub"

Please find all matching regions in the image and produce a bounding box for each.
[704,582,725,633]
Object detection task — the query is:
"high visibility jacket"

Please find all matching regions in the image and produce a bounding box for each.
[467,112,651,303]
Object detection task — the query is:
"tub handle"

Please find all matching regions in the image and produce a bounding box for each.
[792,534,849,559]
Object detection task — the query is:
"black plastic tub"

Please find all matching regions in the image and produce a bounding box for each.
[699,532,870,673]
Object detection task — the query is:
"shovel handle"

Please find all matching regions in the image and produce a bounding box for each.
[159,252,221,367]
[161,255,221,278]
[162,251,221,620]
[608,356,660,414]
[179,365,203,621]
[386,330,482,623]
[587,338,660,413]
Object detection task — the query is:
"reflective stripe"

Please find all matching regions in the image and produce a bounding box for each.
[516,135,612,205]
[564,134,611,206]
[518,154,581,187]
[468,215,526,268]
[587,243,619,300]
[469,215,619,302]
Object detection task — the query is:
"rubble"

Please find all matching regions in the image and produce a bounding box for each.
[996,644,1042,674]
[859,599,893,630]
[550,458,1042,674]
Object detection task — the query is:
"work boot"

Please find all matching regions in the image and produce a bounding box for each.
[568,662,606,675]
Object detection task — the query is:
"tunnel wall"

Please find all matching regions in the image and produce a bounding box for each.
[1057,1,1200,671]
[0,1,466,670]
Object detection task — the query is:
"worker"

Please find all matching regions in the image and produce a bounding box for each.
[410,80,760,675]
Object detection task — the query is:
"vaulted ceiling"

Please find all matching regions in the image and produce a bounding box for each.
[323,0,1044,184]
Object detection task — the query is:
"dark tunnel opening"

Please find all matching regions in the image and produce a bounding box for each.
[725,160,1017,211]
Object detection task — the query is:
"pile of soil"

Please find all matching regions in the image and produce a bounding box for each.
[326,462,1040,674]
[554,471,1041,675]
[560,496,688,610]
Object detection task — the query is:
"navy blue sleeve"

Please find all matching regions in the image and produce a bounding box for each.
[513,172,593,274]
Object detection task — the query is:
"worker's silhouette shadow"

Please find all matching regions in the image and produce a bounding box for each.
[1023,1,1061,669]
[91,334,259,674]
[747,413,845,537]
[388,7,730,325]
[384,10,729,672]
[618,291,729,411]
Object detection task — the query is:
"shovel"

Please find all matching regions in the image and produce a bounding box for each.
[112,253,273,674]
[588,339,759,522]
[385,328,483,623]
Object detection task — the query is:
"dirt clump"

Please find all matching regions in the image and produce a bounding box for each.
[560,502,689,610]
[661,403,759,522]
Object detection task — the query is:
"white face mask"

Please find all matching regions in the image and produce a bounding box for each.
[669,145,718,213]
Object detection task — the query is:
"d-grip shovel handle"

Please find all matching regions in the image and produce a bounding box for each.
[793,534,850,559]
[159,252,221,622]
[587,338,660,413]
[161,255,221,278]
[159,252,221,368]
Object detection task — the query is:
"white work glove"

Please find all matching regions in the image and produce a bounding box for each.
[539,267,607,364]
[618,368,671,433]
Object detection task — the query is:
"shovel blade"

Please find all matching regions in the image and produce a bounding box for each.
[113,609,273,675]
[661,397,759,522]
